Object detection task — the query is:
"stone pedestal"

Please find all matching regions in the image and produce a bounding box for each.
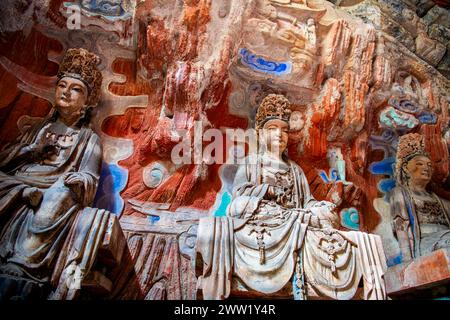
[50,210,129,300]
[385,249,450,298]
[230,277,294,299]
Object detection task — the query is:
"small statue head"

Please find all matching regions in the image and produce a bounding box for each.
[55,48,102,125]
[255,94,292,157]
[395,133,432,188]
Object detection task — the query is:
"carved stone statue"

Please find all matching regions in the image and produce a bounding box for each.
[256,0,321,75]
[390,133,450,262]
[0,48,105,299]
[196,94,387,300]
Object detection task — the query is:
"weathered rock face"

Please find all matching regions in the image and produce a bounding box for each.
[0,0,448,299]
[338,0,450,75]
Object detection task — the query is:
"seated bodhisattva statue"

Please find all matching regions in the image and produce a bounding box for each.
[0,48,107,299]
[196,94,387,300]
[390,133,450,262]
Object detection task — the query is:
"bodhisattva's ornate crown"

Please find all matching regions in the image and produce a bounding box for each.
[57,48,102,106]
[255,94,292,130]
[395,133,429,183]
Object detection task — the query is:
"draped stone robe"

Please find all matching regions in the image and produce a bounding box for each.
[196,154,329,300]
[197,154,388,300]
[0,114,102,285]
[390,186,450,261]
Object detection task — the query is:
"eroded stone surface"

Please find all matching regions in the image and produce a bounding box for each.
[385,249,450,295]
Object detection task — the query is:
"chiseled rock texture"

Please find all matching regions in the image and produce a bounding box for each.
[335,0,450,77]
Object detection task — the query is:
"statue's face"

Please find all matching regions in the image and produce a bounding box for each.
[55,77,88,120]
[262,119,289,155]
[405,155,432,186]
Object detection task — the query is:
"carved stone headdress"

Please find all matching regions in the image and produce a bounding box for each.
[57,48,102,106]
[395,133,429,185]
[255,94,292,130]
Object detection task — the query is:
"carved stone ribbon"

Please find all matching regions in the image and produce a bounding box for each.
[316,229,357,274]
[248,222,272,265]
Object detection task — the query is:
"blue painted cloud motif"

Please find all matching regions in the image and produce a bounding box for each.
[417,111,437,124]
[93,162,128,215]
[379,107,419,132]
[369,157,396,194]
[340,207,360,230]
[388,96,422,115]
[386,96,437,126]
[319,168,342,183]
[64,0,133,21]
[239,48,292,76]
[81,0,125,16]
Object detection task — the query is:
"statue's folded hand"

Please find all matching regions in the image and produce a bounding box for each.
[311,200,336,212]
[25,124,61,159]
[64,172,85,185]
[309,202,339,229]
[266,185,282,200]
[63,172,86,200]
[28,123,54,152]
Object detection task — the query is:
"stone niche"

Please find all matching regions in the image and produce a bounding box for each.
[0,0,448,300]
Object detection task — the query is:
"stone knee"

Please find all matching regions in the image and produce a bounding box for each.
[32,179,77,226]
